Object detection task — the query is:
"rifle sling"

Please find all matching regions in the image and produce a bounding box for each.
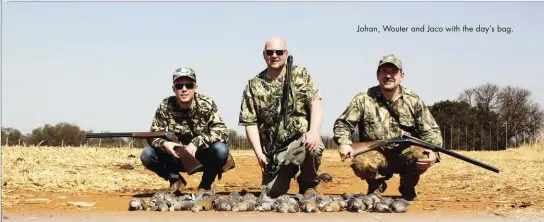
[378,94,420,137]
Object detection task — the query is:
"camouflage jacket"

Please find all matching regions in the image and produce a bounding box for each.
[333,85,443,147]
[238,65,322,154]
[148,93,229,150]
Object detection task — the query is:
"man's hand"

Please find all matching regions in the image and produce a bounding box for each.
[338,144,353,161]
[416,148,437,174]
[255,152,268,172]
[163,141,184,158]
[303,130,320,151]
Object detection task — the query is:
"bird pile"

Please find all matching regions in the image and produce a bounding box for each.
[128,186,411,213]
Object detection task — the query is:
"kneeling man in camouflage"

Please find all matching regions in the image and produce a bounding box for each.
[333,54,443,201]
[140,67,235,194]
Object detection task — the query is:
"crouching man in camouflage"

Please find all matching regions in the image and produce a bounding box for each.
[238,37,325,198]
[332,54,443,201]
[140,67,235,194]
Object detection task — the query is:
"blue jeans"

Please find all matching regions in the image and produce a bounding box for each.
[140,142,229,190]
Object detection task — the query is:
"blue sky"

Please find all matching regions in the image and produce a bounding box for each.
[2,1,543,136]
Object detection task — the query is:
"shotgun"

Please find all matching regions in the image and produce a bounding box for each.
[85,131,207,175]
[282,55,293,127]
[344,134,500,173]
[264,55,294,177]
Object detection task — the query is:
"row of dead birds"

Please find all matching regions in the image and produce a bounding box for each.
[128,185,411,213]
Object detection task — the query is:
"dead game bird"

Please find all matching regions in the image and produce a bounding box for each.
[194,195,221,211]
[359,195,375,211]
[316,194,332,210]
[169,200,195,211]
[373,201,393,213]
[213,196,234,211]
[293,193,304,202]
[276,202,298,213]
[163,193,178,207]
[346,198,365,212]
[151,199,169,212]
[323,200,342,212]
[338,199,348,209]
[242,193,257,202]
[128,199,147,211]
[391,198,411,213]
[368,193,382,203]
[317,173,333,183]
[300,199,318,213]
[256,201,275,212]
[232,199,257,212]
[178,193,196,202]
[341,193,355,200]
[151,192,167,200]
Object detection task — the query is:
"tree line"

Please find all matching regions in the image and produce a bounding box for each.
[2,83,543,150]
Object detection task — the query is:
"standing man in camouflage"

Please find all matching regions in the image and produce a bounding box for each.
[238,37,325,198]
[333,54,443,201]
[140,67,234,194]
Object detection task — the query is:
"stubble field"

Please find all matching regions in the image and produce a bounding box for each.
[2,143,544,220]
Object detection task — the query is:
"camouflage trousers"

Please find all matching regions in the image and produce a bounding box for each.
[261,135,325,198]
[350,145,428,198]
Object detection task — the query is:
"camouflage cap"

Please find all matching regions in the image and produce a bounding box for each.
[378,54,403,70]
[172,67,196,82]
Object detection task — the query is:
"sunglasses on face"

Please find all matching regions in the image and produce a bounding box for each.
[264,49,286,56]
[174,82,195,90]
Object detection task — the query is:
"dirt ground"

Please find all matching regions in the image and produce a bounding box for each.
[2,145,544,221]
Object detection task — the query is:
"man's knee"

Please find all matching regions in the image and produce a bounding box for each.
[401,145,426,159]
[400,145,427,169]
[140,147,157,168]
[350,151,386,180]
[306,140,325,160]
[208,142,229,161]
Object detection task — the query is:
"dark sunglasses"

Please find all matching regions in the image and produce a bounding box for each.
[174,82,195,90]
[264,49,286,56]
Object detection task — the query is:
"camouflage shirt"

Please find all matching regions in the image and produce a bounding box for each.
[148,93,229,150]
[238,65,322,154]
[333,85,443,147]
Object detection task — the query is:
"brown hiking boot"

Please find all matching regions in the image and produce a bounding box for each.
[168,174,187,193]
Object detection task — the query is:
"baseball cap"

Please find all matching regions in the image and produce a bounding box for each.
[378,54,403,70]
[172,67,197,82]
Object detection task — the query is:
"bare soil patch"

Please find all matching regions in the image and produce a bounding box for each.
[2,143,544,216]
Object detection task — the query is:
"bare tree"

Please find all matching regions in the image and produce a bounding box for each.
[473,83,500,120]
[497,86,536,146]
[457,88,475,107]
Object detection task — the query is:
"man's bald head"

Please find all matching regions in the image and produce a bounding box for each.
[263,37,289,71]
[264,37,287,50]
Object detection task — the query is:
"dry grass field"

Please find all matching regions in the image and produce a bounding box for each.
[2,142,543,216]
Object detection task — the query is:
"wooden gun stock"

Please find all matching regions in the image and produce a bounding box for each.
[349,141,380,158]
[172,145,205,175]
[341,140,391,161]
[223,157,235,172]
[86,131,205,175]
